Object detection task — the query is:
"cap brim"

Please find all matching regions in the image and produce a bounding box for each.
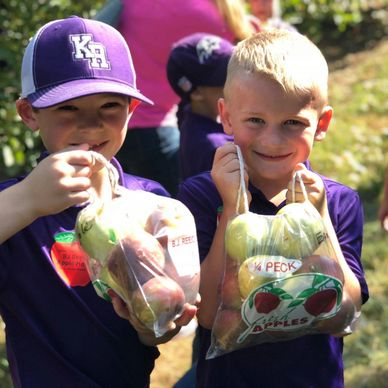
[27,79,154,108]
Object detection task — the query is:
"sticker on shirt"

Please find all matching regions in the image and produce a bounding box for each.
[50,231,91,287]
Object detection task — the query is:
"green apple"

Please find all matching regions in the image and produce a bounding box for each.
[225,213,272,262]
[274,203,326,258]
[75,199,129,263]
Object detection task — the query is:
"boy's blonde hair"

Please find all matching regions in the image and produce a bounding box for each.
[225,30,329,108]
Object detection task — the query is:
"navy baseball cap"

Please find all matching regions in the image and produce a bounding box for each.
[21,16,153,108]
[167,33,234,100]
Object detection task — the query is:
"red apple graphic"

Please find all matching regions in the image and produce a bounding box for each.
[254,292,281,314]
[304,289,337,316]
[314,293,356,335]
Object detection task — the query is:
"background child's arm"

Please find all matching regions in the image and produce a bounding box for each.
[287,164,362,313]
[198,143,250,329]
[0,146,102,244]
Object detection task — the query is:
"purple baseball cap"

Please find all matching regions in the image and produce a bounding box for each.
[21,16,153,108]
[166,33,234,100]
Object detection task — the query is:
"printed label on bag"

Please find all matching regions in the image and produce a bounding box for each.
[167,233,200,277]
[237,273,343,343]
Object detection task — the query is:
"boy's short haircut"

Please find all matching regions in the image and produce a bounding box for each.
[224,30,329,108]
[21,16,153,108]
[166,33,234,101]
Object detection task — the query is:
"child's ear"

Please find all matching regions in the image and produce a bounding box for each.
[315,105,333,141]
[16,99,40,131]
[218,98,233,135]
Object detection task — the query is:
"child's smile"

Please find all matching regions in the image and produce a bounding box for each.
[220,72,331,188]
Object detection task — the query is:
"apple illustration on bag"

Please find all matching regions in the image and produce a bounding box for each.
[313,292,356,335]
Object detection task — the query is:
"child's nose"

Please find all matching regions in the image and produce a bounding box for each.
[78,114,102,130]
[261,124,283,145]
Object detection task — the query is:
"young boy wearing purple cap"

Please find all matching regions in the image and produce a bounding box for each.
[167,33,234,180]
[0,16,197,387]
[177,30,369,387]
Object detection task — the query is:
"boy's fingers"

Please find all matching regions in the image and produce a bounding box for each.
[89,151,108,172]
[174,303,197,327]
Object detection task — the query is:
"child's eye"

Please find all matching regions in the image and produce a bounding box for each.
[57,105,77,111]
[102,102,121,109]
[248,117,265,124]
[284,119,305,127]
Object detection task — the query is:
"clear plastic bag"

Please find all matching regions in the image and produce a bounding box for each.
[75,154,200,337]
[206,146,358,359]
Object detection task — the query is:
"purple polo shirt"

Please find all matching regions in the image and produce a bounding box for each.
[179,109,233,180]
[0,155,169,388]
[177,166,369,388]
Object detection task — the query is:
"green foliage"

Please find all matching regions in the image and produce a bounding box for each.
[310,38,388,200]
[0,0,104,179]
[282,0,388,59]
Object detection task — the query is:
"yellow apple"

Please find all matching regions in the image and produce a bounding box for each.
[225,213,272,262]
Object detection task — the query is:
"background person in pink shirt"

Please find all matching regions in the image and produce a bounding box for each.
[115,0,254,196]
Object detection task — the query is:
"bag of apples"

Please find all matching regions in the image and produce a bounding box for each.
[206,146,358,359]
[75,154,200,337]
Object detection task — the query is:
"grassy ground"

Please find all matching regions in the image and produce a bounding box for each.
[0,39,387,388]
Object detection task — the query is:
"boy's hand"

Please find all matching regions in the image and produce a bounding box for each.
[211,143,250,213]
[109,289,199,346]
[23,145,105,218]
[286,163,327,216]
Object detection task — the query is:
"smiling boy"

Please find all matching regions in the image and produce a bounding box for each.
[177,30,368,387]
[0,16,196,387]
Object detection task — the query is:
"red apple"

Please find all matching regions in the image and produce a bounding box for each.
[131,276,186,331]
[106,227,166,295]
[294,254,344,283]
[313,293,356,336]
[220,267,243,309]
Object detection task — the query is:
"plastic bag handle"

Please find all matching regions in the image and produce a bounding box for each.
[86,152,122,206]
[291,170,309,203]
[235,145,249,214]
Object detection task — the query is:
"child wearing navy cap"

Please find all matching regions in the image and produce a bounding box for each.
[167,33,234,180]
[177,30,369,388]
[0,16,197,387]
